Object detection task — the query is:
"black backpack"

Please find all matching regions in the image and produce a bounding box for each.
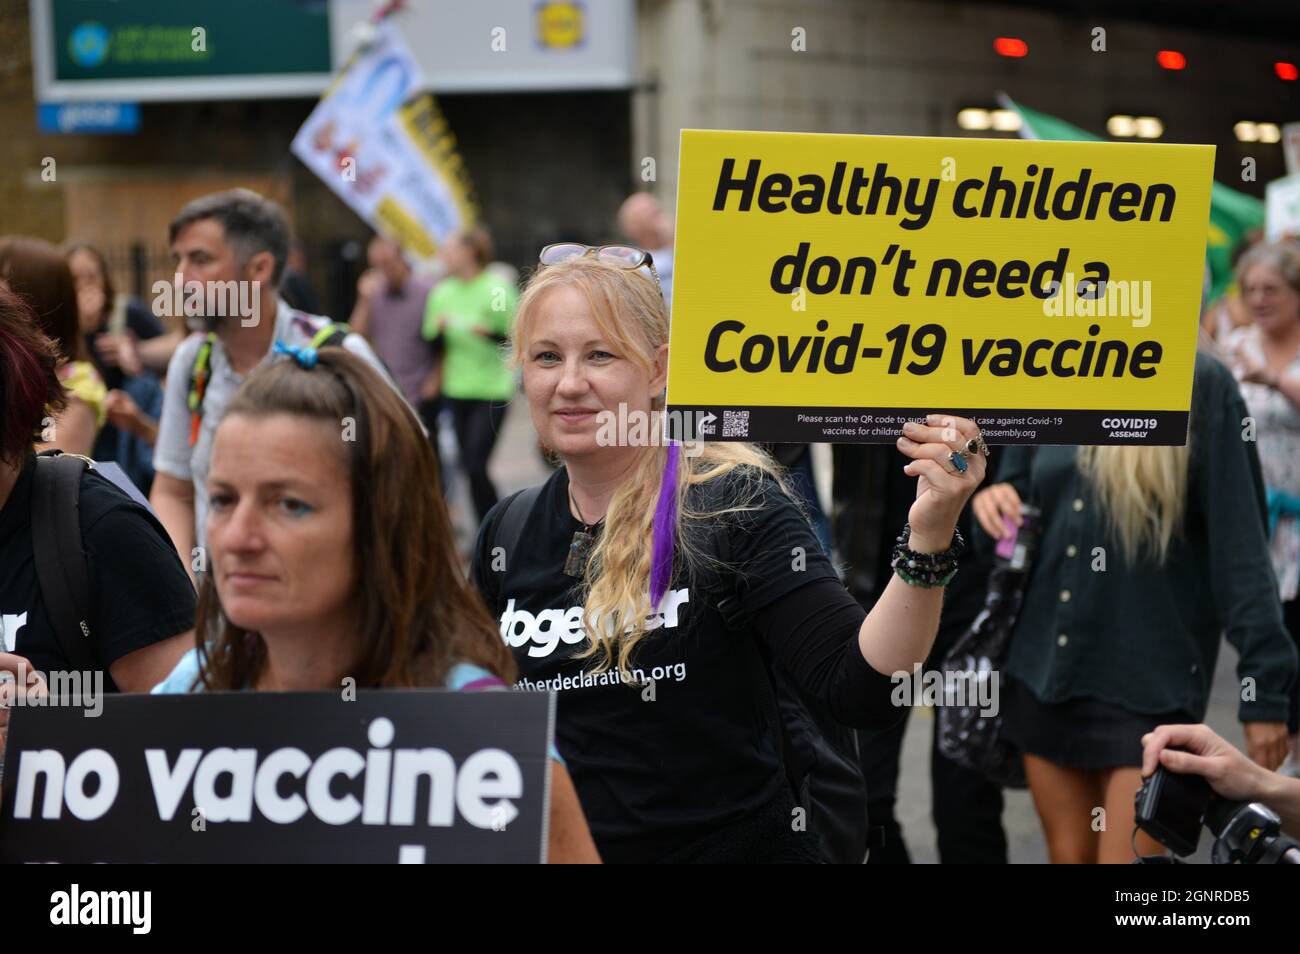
[30,451,179,683]
[490,485,868,864]
[701,517,868,865]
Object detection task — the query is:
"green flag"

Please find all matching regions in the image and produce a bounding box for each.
[1000,96,1263,301]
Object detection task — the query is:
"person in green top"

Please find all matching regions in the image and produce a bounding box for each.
[423,228,518,521]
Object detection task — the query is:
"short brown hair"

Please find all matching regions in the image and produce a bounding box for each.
[194,347,515,690]
[169,189,291,284]
[0,285,67,466]
[0,236,81,362]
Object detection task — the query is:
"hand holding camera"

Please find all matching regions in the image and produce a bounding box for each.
[1136,723,1300,862]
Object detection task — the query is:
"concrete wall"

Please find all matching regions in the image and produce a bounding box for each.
[1,0,632,319]
[5,0,1291,310]
[633,0,1297,205]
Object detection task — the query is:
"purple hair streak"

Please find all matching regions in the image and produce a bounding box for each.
[649,442,681,609]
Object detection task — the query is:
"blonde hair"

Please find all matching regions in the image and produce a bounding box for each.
[1076,441,1191,565]
[512,258,784,674]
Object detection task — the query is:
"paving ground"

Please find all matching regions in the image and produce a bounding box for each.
[894,641,1245,864]
[456,398,1271,864]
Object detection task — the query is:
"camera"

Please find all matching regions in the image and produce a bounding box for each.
[1134,762,1300,864]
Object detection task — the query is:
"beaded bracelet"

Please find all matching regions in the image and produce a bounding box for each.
[890,523,965,588]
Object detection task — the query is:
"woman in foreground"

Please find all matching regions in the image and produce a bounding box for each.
[153,343,598,863]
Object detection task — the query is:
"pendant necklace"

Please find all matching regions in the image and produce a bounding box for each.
[564,483,601,578]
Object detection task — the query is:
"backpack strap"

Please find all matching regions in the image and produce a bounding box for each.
[309,322,351,350]
[703,524,748,632]
[488,484,545,595]
[31,452,101,673]
[187,332,218,447]
[186,322,349,447]
[702,521,816,781]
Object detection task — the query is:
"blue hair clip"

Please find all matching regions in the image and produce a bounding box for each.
[273,339,318,369]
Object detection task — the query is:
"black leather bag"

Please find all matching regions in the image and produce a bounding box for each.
[936,513,1041,790]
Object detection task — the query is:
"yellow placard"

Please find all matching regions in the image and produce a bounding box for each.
[665,129,1215,444]
[374,197,437,260]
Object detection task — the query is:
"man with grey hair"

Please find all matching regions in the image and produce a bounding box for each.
[150,189,394,570]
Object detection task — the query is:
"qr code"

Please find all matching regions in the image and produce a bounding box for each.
[722,410,750,438]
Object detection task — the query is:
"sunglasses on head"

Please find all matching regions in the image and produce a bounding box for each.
[538,243,663,294]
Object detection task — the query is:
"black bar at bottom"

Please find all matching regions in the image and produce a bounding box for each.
[664,405,1190,445]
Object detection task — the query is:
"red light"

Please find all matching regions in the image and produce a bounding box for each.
[1277,61,1299,81]
[994,37,1028,58]
[1156,50,1186,70]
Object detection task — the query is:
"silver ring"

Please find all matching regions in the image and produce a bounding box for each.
[965,435,989,457]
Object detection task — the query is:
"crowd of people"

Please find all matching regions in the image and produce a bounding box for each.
[2,183,1300,863]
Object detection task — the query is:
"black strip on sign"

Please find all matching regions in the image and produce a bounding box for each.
[663,405,1190,445]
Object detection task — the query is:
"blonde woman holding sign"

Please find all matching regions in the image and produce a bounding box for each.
[472,246,987,863]
[151,345,598,863]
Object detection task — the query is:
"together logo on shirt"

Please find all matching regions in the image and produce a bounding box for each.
[498,588,691,658]
[1,611,27,653]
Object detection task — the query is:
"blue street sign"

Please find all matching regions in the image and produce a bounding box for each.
[37,101,140,134]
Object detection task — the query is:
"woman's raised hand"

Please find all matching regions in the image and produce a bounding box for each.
[895,414,987,552]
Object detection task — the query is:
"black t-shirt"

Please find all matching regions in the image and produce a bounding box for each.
[0,455,196,691]
[472,465,897,861]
